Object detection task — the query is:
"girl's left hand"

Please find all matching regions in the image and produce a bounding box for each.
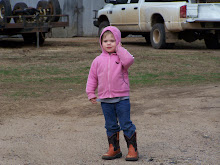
[90,98,97,104]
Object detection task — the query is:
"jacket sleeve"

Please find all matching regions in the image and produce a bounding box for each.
[116,44,134,70]
[86,59,98,100]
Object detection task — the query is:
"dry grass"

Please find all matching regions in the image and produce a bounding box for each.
[0,37,219,100]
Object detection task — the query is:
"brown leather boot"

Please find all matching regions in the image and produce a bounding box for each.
[102,132,122,160]
[124,132,139,161]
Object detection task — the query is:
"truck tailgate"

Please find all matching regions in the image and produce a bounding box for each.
[186,3,220,22]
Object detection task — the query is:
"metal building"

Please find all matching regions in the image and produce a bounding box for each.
[10,0,105,37]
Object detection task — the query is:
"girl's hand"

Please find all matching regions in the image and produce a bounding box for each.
[90,97,97,104]
[116,42,122,52]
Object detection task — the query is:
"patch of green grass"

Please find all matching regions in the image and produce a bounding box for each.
[0,68,21,76]
[129,49,220,86]
[0,66,75,83]
[130,72,220,86]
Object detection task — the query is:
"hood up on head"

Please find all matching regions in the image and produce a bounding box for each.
[99,26,121,53]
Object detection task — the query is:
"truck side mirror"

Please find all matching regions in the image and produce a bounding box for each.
[105,0,117,4]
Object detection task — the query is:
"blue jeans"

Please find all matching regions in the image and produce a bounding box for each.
[101,99,136,138]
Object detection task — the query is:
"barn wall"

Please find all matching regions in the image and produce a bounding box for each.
[52,0,81,37]
[10,0,105,37]
[81,0,105,36]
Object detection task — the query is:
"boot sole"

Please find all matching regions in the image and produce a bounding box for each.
[102,152,122,160]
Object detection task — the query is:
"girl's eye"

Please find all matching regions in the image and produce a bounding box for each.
[103,40,115,43]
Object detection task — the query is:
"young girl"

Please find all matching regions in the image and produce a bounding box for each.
[86,26,138,161]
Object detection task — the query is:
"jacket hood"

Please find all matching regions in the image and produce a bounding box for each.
[100,26,121,53]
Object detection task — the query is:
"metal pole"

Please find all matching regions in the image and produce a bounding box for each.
[36,14,40,48]
[37,31,39,48]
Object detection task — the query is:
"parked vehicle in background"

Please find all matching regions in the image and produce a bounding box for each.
[0,0,69,47]
[94,0,220,49]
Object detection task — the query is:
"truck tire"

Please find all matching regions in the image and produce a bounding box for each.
[47,0,61,22]
[121,32,129,38]
[36,0,48,22]
[0,0,12,23]
[204,33,220,49]
[98,21,109,36]
[22,32,45,45]
[37,0,48,10]
[150,23,167,49]
[13,2,28,23]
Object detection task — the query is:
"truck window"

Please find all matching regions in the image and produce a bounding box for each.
[145,0,188,2]
[130,0,139,3]
[116,0,128,4]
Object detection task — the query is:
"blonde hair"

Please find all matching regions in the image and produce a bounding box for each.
[101,30,114,43]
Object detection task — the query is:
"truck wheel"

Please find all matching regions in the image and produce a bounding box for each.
[98,21,109,36]
[121,32,128,38]
[13,2,28,23]
[150,23,167,49]
[36,0,49,22]
[204,33,220,49]
[46,0,61,22]
[0,0,11,23]
[22,32,45,45]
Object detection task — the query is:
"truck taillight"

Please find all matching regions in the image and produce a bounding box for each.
[180,5,186,18]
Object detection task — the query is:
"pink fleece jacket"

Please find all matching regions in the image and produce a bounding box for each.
[86,26,134,100]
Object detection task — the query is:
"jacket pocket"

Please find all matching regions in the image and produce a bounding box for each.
[111,71,129,92]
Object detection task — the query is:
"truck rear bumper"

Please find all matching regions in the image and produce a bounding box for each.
[181,22,220,30]
[187,18,220,23]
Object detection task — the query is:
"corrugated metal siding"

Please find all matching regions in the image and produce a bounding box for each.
[10,0,105,37]
[82,0,105,36]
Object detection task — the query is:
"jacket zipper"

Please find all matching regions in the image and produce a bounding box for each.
[108,54,111,98]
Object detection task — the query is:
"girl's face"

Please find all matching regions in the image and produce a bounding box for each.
[102,33,116,53]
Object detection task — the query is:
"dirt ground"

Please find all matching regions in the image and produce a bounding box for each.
[0,38,219,165]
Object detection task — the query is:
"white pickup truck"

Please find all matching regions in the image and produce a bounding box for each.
[93,0,220,49]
